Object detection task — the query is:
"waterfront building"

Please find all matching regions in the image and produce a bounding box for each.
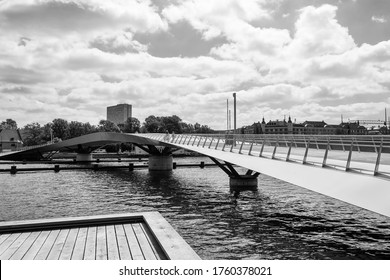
[339,122,367,135]
[242,118,368,135]
[0,129,23,152]
[107,103,132,126]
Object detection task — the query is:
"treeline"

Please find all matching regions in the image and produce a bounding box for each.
[1,115,214,146]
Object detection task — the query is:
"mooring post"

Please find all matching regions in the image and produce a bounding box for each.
[129,163,134,171]
[10,165,17,174]
[54,165,60,173]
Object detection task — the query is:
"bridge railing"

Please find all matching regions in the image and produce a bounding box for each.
[142,133,390,177]
[14,143,53,152]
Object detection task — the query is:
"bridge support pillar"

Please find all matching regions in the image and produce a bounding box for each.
[148,154,173,171]
[230,175,258,192]
[76,153,93,162]
[208,156,259,194]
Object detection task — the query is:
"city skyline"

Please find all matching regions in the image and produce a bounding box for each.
[1,0,390,129]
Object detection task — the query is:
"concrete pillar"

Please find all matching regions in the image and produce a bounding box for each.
[148,154,173,171]
[76,153,93,162]
[229,175,258,192]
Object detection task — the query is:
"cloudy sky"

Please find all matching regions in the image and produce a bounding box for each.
[0,0,389,129]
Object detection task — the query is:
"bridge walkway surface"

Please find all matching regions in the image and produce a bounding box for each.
[141,133,390,218]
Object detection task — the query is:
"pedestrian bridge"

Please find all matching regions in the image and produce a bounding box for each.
[1,132,390,218]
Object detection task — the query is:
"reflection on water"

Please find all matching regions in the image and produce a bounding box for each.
[1,157,390,259]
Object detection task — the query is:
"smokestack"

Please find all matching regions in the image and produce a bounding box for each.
[227,99,229,132]
[229,109,231,131]
[233,92,236,133]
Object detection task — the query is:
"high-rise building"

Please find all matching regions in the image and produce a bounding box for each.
[107,104,132,125]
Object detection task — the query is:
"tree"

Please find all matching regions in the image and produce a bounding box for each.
[41,123,53,143]
[1,119,18,130]
[160,115,182,133]
[143,115,160,133]
[68,121,85,138]
[83,122,97,135]
[51,118,69,140]
[98,120,120,132]
[123,117,141,133]
[22,123,44,146]
[181,122,194,133]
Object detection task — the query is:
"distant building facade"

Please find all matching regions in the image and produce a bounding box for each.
[107,104,132,126]
[0,129,23,152]
[241,117,368,135]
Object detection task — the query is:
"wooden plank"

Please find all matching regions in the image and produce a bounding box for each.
[34,230,60,260]
[0,232,31,260]
[139,223,165,260]
[9,231,41,260]
[96,226,107,260]
[84,227,97,260]
[0,212,144,234]
[143,212,201,260]
[123,223,144,260]
[0,233,21,257]
[59,228,78,260]
[72,227,88,260]
[106,225,120,260]
[22,231,50,260]
[114,224,131,260]
[0,234,11,246]
[46,229,69,260]
[132,223,157,260]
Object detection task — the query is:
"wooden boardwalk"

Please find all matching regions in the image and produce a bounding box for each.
[0,212,200,260]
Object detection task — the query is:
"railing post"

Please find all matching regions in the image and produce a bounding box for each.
[341,136,345,152]
[208,137,214,149]
[374,138,383,176]
[222,138,227,151]
[286,140,293,161]
[303,140,310,164]
[202,137,208,148]
[346,141,354,171]
[272,143,278,159]
[215,138,220,150]
[239,136,245,154]
[230,139,234,152]
[322,140,330,167]
[355,136,360,152]
[248,140,254,155]
[187,136,193,145]
[197,137,202,147]
[192,136,197,146]
[259,140,265,157]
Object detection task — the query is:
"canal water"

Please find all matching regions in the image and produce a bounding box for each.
[1,157,390,259]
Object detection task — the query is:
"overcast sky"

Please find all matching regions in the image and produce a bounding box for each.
[0,0,389,129]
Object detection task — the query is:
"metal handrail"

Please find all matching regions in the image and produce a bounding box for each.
[144,133,390,177]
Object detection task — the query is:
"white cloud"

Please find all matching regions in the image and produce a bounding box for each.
[286,5,356,58]
[372,15,387,23]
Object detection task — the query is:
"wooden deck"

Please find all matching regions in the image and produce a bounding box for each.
[0,212,200,260]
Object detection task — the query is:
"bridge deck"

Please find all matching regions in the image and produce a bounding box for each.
[0,212,200,260]
[142,134,390,218]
